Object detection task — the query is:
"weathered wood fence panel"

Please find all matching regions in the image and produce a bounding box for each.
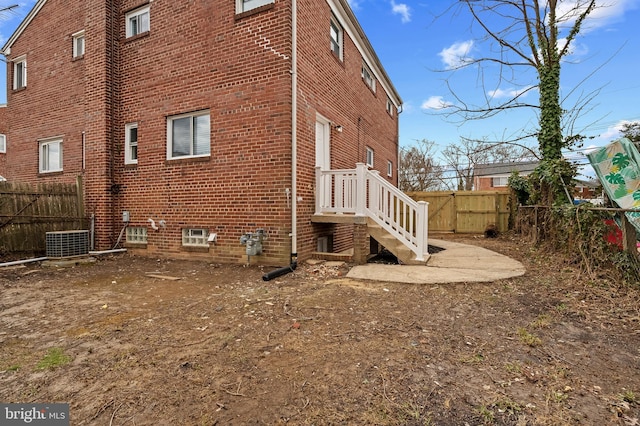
[0,179,85,253]
[406,191,511,233]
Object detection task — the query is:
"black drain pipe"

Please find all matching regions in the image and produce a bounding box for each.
[262,253,297,281]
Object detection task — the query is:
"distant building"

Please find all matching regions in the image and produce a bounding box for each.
[473,161,539,191]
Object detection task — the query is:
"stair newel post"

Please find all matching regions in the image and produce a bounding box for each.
[315,166,323,214]
[416,201,429,261]
[355,163,367,216]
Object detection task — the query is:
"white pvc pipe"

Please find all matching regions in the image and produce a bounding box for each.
[0,257,48,268]
[89,249,127,255]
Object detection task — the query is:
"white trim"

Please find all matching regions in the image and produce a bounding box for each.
[12,55,26,90]
[125,122,138,165]
[126,5,150,38]
[366,146,374,167]
[182,228,209,247]
[39,137,63,173]
[329,13,343,61]
[236,0,274,13]
[166,110,211,160]
[72,30,85,58]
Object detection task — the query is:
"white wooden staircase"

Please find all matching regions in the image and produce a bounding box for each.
[313,163,429,264]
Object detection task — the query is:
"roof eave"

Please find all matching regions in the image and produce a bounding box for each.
[1,0,48,56]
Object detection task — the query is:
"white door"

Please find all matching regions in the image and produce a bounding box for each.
[315,119,330,170]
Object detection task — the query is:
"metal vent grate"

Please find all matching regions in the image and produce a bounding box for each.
[46,230,90,258]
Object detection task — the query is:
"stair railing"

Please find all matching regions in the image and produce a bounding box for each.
[315,163,429,261]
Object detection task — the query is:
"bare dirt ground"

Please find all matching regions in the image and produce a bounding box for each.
[1,233,639,425]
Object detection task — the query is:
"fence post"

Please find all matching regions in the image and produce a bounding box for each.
[620,213,640,259]
[355,163,366,216]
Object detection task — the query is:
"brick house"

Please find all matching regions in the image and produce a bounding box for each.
[473,161,539,191]
[0,0,429,265]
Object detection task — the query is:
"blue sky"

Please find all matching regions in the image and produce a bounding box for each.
[2,0,639,173]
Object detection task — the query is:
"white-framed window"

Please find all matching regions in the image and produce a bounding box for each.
[386,98,394,116]
[72,30,85,58]
[361,62,376,93]
[330,14,343,61]
[387,160,393,177]
[236,0,273,14]
[182,228,208,247]
[492,176,509,187]
[167,110,210,160]
[125,122,138,165]
[366,147,374,168]
[13,56,26,90]
[126,226,147,244]
[126,5,150,38]
[39,138,63,173]
[0,134,5,153]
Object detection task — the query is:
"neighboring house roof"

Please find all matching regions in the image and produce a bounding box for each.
[474,161,540,177]
[0,0,403,108]
[575,179,600,189]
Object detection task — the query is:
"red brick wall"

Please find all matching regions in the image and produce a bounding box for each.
[3,0,86,186]
[2,0,399,264]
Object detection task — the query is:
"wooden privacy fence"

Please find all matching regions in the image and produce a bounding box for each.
[0,178,85,253]
[406,190,512,233]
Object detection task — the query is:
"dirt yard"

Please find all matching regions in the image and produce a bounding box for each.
[1,233,639,425]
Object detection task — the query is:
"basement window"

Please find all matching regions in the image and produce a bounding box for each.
[126,227,147,244]
[182,228,208,247]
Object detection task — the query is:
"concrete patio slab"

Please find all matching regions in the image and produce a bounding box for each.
[346,238,526,284]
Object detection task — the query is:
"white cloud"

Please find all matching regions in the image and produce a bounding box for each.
[487,85,535,99]
[421,96,453,110]
[438,40,474,69]
[555,0,639,32]
[391,0,410,23]
[346,0,361,11]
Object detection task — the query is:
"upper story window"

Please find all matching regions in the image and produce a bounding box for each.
[366,147,374,168]
[167,110,210,160]
[236,0,274,14]
[39,138,63,173]
[126,5,150,38]
[387,160,393,177]
[13,56,26,90]
[125,122,138,165]
[361,62,376,93]
[386,98,394,116]
[72,30,85,58]
[330,14,343,61]
[0,134,6,153]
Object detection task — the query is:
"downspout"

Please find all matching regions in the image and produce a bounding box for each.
[263,0,298,281]
[290,0,298,265]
